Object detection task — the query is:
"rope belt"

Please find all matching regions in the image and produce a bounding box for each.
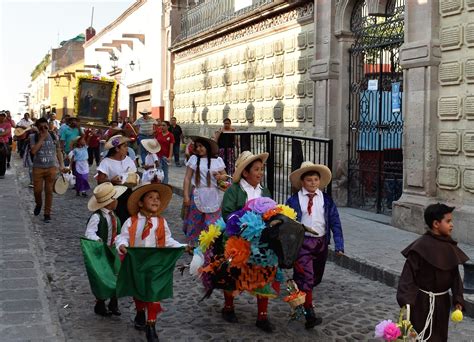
[416,289,449,341]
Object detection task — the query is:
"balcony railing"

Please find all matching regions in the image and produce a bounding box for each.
[180,0,276,41]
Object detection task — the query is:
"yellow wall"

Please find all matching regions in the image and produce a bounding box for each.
[49,60,84,120]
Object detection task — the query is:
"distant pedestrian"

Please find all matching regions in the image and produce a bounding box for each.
[397,203,469,341]
[30,117,66,222]
[133,109,156,165]
[215,118,236,175]
[0,111,12,178]
[60,117,82,163]
[16,112,34,158]
[169,117,183,166]
[5,110,15,166]
[85,128,101,166]
[49,113,61,130]
[84,182,127,316]
[286,161,344,329]
[155,121,174,184]
[69,136,91,197]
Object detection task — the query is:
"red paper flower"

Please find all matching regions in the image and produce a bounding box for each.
[224,236,250,267]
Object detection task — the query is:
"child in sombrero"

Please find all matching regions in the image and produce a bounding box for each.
[140,139,164,183]
[286,161,344,329]
[85,182,127,316]
[115,183,190,342]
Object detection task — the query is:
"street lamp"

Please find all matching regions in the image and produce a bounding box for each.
[129,60,135,71]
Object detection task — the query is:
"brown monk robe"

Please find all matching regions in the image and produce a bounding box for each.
[397,231,469,342]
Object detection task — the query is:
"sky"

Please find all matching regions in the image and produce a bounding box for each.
[0,0,134,116]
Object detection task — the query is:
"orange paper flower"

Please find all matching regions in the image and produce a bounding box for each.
[262,207,283,221]
[224,236,251,267]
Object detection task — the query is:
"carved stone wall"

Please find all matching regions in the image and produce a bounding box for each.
[172,3,314,136]
[436,0,474,202]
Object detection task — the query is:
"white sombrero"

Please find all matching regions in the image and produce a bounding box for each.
[289,161,332,190]
[232,150,269,183]
[88,182,127,211]
[141,139,161,154]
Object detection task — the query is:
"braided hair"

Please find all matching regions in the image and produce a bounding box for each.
[194,138,214,187]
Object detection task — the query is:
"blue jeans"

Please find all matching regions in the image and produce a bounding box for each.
[138,134,154,165]
[173,143,180,165]
[159,156,169,184]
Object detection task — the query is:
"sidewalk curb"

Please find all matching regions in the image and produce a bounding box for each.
[169,183,474,318]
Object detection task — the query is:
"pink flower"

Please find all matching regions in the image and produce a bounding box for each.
[383,322,401,341]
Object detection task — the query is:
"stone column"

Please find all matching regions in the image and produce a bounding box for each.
[311,0,354,205]
[391,0,441,233]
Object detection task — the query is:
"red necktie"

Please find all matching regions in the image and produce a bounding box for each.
[109,212,117,245]
[307,193,316,216]
[142,216,153,240]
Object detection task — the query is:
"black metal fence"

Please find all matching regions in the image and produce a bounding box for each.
[219,131,333,203]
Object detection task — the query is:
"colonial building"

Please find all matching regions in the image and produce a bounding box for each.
[29,53,52,117]
[171,0,474,243]
[83,0,185,121]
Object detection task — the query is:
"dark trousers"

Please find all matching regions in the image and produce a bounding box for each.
[87,146,101,166]
[7,137,12,164]
[173,143,180,164]
[0,143,10,176]
[293,236,328,292]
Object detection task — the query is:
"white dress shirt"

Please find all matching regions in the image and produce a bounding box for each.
[115,213,186,253]
[239,178,263,201]
[85,208,115,245]
[298,188,326,237]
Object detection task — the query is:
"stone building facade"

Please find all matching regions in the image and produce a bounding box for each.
[172,0,474,243]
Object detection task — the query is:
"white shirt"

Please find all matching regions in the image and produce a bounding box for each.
[145,153,159,166]
[298,188,326,237]
[85,208,115,245]
[18,118,33,128]
[51,119,61,130]
[96,156,137,180]
[115,213,186,253]
[239,178,263,201]
[186,155,226,188]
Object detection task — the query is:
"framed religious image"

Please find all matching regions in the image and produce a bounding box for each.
[74,75,117,126]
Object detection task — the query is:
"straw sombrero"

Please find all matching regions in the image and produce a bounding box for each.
[289,161,332,190]
[14,127,32,137]
[139,109,152,115]
[127,183,173,216]
[232,150,269,183]
[141,139,161,154]
[88,182,127,211]
[188,135,219,157]
[54,174,69,195]
[104,135,131,150]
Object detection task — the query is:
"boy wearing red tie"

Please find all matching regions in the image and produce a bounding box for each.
[286,162,344,329]
[85,182,127,316]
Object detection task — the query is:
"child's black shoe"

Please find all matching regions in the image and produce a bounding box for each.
[108,297,121,316]
[221,308,238,323]
[304,307,323,329]
[145,322,159,342]
[134,310,146,330]
[255,319,274,333]
[94,300,111,316]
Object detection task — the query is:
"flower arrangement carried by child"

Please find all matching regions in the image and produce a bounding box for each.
[374,305,417,342]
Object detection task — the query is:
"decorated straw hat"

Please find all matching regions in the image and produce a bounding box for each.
[104,135,131,150]
[188,135,219,157]
[88,182,127,211]
[232,150,269,183]
[54,174,69,195]
[289,161,332,190]
[127,183,173,216]
[141,139,161,154]
[139,109,152,116]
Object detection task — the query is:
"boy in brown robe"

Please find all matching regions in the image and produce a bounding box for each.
[397,203,469,341]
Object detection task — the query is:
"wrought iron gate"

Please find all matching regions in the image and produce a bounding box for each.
[348,0,404,214]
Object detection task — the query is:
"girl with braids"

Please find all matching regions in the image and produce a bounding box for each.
[182,136,227,245]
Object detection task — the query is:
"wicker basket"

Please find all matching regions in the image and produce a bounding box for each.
[287,292,306,309]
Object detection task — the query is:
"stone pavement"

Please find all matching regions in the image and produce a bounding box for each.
[2,156,474,341]
[166,161,474,316]
[0,164,64,341]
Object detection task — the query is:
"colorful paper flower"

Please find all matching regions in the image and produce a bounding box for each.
[244,197,277,214]
[262,207,283,221]
[198,224,222,252]
[276,204,297,220]
[451,309,463,322]
[214,217,226,231]
[383,322,401,341]
[224,236,250,267]
[225,209,247,236]
[374,320,392,339]
[239,211,266,241]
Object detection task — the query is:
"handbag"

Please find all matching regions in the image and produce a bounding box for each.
[193,187,221,213]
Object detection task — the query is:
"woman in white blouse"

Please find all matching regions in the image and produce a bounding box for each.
[182,136,227,246]
[96,135,137,224]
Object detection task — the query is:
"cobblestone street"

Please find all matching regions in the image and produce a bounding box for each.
[6,160,472,342]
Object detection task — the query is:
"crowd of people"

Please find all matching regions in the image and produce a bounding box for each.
[0,108,469,342]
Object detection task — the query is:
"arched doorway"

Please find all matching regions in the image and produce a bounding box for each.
[347,0,404,214]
